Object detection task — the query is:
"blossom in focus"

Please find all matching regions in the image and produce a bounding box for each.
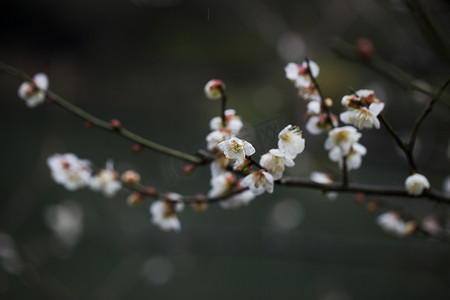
[340,89,384,129]
[278,125,305,159]
[405,173,430,196]
[218,137,255,165]
[260,149,295,180]
[376,212,406,237]
[241,170,274,195]
[219,190,255,209]
[204,79,225,100]
[18,73,49,108]
[328,143,367,171]
[340,102,384,129]
[89,160,121,197]
[150,196,184,232]
[324,126,361,155]
[210,109,243,136]
[47,153,91,191]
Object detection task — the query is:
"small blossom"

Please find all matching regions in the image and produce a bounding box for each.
[328,142,367,171]
[278,125,305,159]
[121,170,141,184]
[376,212,406,237]
[310,171,338,200]
[306,101,321,115]
[127,192,143,206]
[340,102,384,129]
[204,79,225,100]
[47,153,91,191]
[405,173,430,196]
[206,130,231,151]
[218,137,255,165]
[220,190,255,209]
[210,109,243,135]
[18,73,49,108]
[150,197,184,232]
[341,89,380,107]
[260,149,294,180]
[284,61,319,88]
[208,172,236,197]
[324,126,361,155]
[89,160,121,197]
[241,170,274,195]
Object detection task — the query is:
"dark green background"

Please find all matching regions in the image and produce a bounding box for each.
[1,0,450,299]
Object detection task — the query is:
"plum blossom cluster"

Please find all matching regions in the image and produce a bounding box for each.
[324,126,367,171]
[18,73,49,108]
[340,89,385,130]
[285,60,337,135]
[47,153,122,197]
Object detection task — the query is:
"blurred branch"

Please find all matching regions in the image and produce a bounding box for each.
[0,62,203,165]
[330,38,449,99]
[404,0,450,62]
[278,177,450,205]
[408,78,450,151]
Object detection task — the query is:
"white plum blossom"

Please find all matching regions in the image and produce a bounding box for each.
[208,172,236,197]
[328,142,367,171]
[210,109,243,135]
[310,171,338,200]
[218,137,255,166]
[241,170,274,195]
[376,212,407,237]
[278,125,305,159]
[47,153,91,191]
[18,73,49,108]
[324,126,361,155]
[306,101,321,115]
[204,79,225,100]
[405,173,430,196]
[206,130,231,151]
[150,196,184,232]
[219,190,255,209]
[259,149,295,180]
[284,61,319,88]
[340,89,385,129]
[89,160,121,198]
[340,102,384,129]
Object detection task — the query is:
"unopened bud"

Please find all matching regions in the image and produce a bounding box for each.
[192,201,208,212]
[356,37,374,59]
[366,201,378,213]
[404,221,418,235]
[354,192,365,203]
[204,79,225,100]
[127,192,143,206]
[324,98,333,108]
[110,119,121,130]
[121,170,141,184]
[145,186,157,196]
[183,164,195,175]
[132,144,143,154]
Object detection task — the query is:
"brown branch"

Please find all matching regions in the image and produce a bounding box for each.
[278,177,450,204]
[0,61,203,164]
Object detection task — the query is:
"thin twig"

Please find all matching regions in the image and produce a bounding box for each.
[408,78,450,150]
[0,61,203,164]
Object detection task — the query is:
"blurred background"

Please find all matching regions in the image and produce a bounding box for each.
[1,0,450,299]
